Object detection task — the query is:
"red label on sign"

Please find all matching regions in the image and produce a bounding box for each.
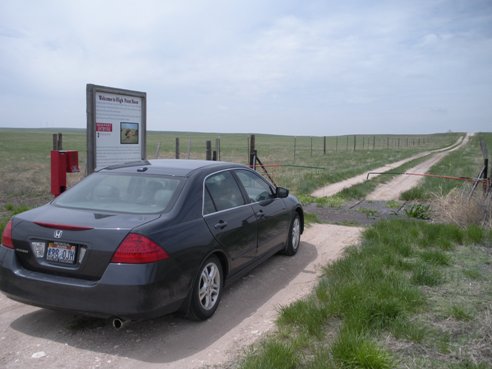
[96,123,112,132]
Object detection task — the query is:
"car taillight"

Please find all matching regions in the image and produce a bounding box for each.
[111,233,169,264]
[1,220,13,249]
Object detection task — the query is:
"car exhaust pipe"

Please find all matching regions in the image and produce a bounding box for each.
[112,317,128,330]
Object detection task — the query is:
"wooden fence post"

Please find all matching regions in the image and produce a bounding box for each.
[249,134,256,166]
[323,136,326,155]
[175,137,180,159]
[52,133,62,150]
[480,139,489,190]
[215,137,221,161]
[206,140,212,160]
[293,137,297,163]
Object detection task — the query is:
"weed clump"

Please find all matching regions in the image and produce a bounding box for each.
[432,186,491,228]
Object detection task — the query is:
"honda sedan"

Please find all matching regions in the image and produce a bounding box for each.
[0,160,303,323]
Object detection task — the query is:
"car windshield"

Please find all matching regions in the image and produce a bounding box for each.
[53,172,183,214]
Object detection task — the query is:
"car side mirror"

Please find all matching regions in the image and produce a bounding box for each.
[276,187,289,198]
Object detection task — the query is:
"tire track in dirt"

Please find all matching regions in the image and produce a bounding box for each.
[311,135,467,198]
[366,133,472,201]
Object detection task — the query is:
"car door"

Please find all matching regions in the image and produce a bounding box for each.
[202,170,258,272]
[234,169,290,256]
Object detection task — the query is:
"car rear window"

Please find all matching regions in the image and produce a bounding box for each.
[53,173,183,214]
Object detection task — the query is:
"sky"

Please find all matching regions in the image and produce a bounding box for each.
[0,0,491,136]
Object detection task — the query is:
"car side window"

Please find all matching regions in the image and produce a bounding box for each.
[203,188,216,215]
[235,170,275,203]
[204,171,245,213]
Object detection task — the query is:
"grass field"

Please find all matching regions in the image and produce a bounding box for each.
[0,127,463,238]
[0,128,491,368]
[401,133,492,201]
[0,128,459,207]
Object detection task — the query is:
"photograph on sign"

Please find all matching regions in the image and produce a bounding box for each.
[120,122,139,144]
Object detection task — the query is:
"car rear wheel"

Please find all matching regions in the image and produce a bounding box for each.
[284,213,301,256]
[188,256,223,320]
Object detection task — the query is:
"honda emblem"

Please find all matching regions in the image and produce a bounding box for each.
[54,230,63,239]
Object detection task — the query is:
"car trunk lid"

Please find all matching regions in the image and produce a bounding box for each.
[11,205,161,280]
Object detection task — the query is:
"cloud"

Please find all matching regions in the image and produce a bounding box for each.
[0,0,491,134]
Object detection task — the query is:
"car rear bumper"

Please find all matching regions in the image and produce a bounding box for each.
[0,247,189,320]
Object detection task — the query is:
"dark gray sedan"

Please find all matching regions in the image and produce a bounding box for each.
[0,160,303,323]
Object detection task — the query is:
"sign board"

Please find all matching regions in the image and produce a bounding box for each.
[86,84,147,174]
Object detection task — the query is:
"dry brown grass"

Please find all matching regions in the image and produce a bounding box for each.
[432,184,492,228]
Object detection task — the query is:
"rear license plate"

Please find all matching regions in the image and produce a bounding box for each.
[46,242,77,264]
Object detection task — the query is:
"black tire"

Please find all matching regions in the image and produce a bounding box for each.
[284,213,301,256]
[188,256,223,320]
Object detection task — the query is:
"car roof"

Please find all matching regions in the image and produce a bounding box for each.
[100,159,248,177]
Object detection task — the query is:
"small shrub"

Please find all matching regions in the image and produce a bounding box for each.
[405,204,431,220]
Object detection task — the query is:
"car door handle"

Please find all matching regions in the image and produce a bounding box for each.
[256,210,265,219]
[214,220,228,230]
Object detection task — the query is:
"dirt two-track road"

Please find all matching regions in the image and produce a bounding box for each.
[0,134,469,369]
[0,224,362,369]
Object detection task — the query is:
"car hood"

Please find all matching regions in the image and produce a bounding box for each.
[10,204,163,280]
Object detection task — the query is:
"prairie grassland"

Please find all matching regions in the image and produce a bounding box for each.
[0,128,459,228]
[0,128,459,202]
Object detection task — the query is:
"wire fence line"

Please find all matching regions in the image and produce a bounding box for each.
[150,133,461,164]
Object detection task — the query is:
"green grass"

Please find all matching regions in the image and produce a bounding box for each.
[298,194,345,208]
[405,203,431,219]
[238,220,492,369]
[401,133,492,200]
[331,329,393,369]
[336,154,433,201]
[420,249,451,266]
[0,128,460,209]
[303,212,321,225]
[448,305,474,321]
